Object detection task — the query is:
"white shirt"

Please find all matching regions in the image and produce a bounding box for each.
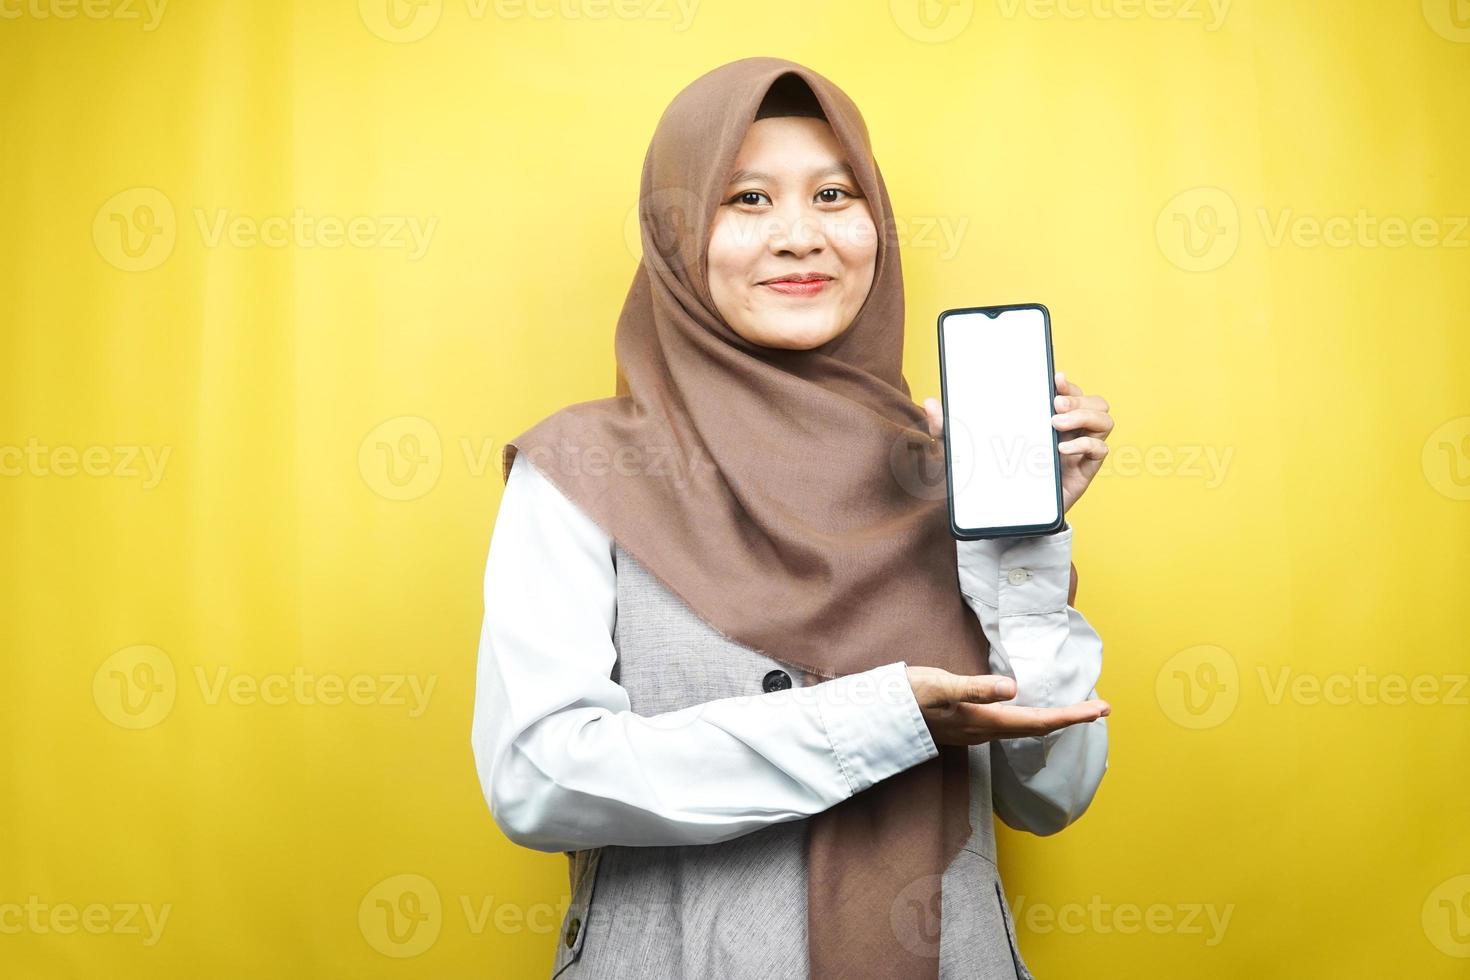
[471,451,1108,853]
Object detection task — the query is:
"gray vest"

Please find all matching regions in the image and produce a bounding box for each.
[548,542,1035,979]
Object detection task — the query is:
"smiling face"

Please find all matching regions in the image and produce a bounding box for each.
[706,115,878,351]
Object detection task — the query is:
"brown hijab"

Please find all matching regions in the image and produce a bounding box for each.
[502,55,1071,979]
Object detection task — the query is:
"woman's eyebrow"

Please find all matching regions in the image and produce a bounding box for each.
[726,163,857,185]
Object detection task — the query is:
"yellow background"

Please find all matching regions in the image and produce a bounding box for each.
[2,1,1468,977]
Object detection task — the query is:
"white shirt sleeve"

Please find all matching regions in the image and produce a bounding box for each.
[955,525,1109,836]
[470,451,939,853]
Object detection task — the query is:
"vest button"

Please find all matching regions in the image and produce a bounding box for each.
[762,669,792,693]
[565,916,581,948]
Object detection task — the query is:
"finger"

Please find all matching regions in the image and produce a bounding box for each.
[1054,392,1110,415]
[951,673,1017,705]
[1059,435,1110,459]
[1055,371,1084,397]
[958,696,1105,728]
[1051,408,1114,438]
[960,699,1111,737]
[922,397,943,440]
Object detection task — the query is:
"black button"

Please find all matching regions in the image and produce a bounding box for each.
[565,916,581,948]
[762,669,792,693]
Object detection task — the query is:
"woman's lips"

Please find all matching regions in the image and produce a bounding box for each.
[760,278,832,297]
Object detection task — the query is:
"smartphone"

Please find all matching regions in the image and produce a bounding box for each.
[937,302,1064,540]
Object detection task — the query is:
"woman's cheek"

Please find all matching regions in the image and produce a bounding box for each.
[708,217,756,276]
[828,214,878,259]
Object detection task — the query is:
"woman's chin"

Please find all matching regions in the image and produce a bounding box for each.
[746,313,845,351]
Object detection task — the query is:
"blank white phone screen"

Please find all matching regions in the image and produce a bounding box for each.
[941,307,1059,533]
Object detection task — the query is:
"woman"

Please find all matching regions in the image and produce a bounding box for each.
[471,57,1114,980]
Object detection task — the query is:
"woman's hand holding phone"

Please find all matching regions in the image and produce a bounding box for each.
[925,369,1114,517]
[910,368,1114,745]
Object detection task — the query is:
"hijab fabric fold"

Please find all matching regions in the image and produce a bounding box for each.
[503,56,1006,979]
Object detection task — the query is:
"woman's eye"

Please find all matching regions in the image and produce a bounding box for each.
[727,188,858,208]
[817,188,853,204]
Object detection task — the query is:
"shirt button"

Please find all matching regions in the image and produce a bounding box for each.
[565,916,581,948]
[762,669,793,693]
[1007,567,1031,585]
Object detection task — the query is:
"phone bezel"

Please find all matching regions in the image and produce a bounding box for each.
[936,301,1066,540]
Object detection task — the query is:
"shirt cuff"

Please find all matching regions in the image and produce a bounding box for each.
[997,523,1074,617]
[809,661,938,795]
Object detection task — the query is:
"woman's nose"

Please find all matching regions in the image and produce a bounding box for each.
[767,211,825,255]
